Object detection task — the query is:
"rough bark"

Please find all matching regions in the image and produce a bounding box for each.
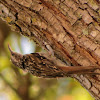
[0,0,100,99]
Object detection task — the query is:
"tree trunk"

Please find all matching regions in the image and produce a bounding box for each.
[0,0,100,99]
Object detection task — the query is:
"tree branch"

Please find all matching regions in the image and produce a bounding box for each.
[0,0,100,99]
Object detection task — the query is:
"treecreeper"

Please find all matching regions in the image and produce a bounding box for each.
[8,44,100,78]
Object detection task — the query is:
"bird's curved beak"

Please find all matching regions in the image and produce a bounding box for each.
[8,44,13,54]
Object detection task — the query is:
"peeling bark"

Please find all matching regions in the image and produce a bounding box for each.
[0,0,100,99]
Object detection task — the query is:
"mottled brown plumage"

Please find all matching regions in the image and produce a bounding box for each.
[8,45,100,78]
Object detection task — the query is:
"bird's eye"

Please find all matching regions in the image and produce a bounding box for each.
[11,53,15,56]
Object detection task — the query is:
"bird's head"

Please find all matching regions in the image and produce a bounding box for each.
[8,44,23,68]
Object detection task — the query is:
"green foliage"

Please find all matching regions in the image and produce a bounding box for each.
[0,56,11,71]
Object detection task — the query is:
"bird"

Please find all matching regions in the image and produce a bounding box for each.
[8,44,100,78]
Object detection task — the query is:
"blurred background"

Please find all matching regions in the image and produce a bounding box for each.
[0,18,94,100]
